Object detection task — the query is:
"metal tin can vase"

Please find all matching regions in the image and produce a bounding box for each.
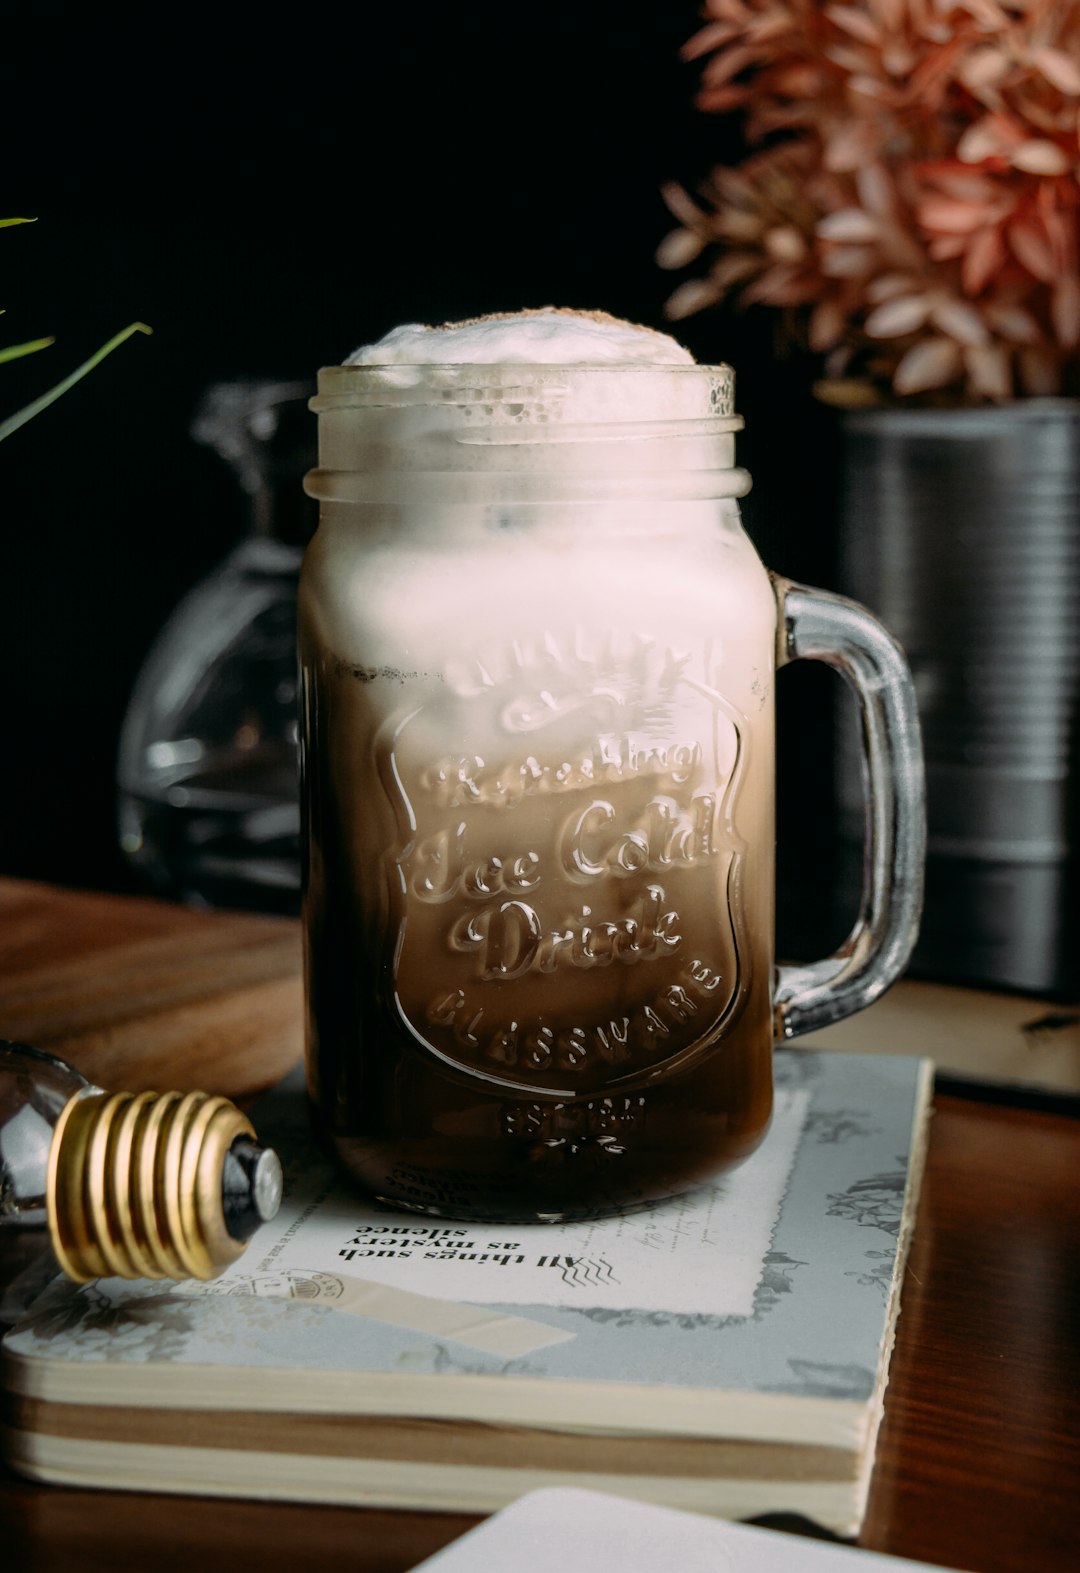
[836,400,1080,997]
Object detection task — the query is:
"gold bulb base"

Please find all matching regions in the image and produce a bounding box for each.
[47,1089,255,1283]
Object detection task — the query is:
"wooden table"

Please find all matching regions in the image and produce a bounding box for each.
[1,877,1078,1572]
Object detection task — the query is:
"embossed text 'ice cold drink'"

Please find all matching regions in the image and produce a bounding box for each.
[300,311,925,1221]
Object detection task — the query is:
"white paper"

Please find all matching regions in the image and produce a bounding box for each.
[409,1488,959,1573]
[221,1089,807,1319]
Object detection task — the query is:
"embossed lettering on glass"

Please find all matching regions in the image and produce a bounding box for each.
[299,346,924,1222]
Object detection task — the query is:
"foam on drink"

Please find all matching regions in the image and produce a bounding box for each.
[344,307,696,366]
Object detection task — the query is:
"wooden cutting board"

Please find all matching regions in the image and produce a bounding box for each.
[0,878,303,1099]
[2,875,1075,1104]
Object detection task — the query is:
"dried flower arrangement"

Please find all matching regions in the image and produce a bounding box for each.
[658,0,1080,403]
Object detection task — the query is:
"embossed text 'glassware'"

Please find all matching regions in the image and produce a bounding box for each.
[300,364,924,1221]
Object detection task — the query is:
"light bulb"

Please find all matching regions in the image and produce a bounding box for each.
[0,1039,283,1320]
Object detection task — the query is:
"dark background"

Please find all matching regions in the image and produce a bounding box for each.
[1,2,839,944]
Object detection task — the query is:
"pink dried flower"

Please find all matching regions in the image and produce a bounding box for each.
[660,0,1080,402]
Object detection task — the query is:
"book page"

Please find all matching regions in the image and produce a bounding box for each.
[203,1088,808,1320]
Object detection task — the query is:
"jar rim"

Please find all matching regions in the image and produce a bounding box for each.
[311,361,740,427]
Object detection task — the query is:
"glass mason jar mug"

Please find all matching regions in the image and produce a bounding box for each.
[299,363,924,1221]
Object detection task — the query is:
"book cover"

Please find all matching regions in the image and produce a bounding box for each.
[1,1050,933,1536]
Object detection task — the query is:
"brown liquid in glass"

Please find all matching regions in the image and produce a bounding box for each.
[301,629,775,1221]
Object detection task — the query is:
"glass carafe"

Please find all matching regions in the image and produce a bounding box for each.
[117,379,316,913]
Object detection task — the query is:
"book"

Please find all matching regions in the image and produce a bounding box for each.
[1,1050,933,1538]
[408,1486,960,1572]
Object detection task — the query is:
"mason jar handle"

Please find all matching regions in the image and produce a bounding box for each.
[772,578,925,1040]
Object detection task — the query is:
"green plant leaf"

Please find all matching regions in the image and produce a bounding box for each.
[0,216,37,228]
[0,335,55,365]
[0,321,152,443]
